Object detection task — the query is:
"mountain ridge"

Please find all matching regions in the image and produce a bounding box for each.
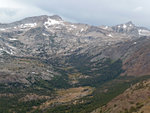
[0,15,150,113]
[0,15,150,84]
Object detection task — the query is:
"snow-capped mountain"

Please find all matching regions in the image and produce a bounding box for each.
[0,15,150,84]
[0,15,148,57]
[112,21,150,36]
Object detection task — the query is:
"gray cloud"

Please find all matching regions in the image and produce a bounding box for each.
[0,0,150,28]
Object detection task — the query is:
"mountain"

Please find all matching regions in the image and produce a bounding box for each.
[92,79,150,113]
[112,21,150,37]
[0,15,150,112]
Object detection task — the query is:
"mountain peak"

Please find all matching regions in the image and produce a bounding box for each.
[126,21,134,25]
[49,15,63,21]
[125,21,135,26]
[15,15,63,24]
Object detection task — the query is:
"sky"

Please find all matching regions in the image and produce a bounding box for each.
[0,0,150,28]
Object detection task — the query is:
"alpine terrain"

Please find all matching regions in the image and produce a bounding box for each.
[0,15,150,113]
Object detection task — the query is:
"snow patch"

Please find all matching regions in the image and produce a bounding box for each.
[19,23,37,29]
[0,28,6,31]
[42,33,49,37]
[138,29,150,36]
[103,26,108,29]
[123,24,127,29]
[9,38,18,41]
[0,47,14,55]
[44,18,64,29]
[68,28,73,31]
[80,28,84,32]
[108,34,113,37]
[70,25,77,29]
[0,48,3,51]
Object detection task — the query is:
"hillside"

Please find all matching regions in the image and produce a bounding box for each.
[92,79,150,113]
[0,15,150,112]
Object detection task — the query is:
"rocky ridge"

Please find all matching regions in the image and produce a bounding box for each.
[0,15,150,84]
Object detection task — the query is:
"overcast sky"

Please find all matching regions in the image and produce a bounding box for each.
[0,0,150,28]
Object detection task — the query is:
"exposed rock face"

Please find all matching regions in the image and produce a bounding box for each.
[112,21,150,37]
[0,15,150,84]
[1,15,146,58]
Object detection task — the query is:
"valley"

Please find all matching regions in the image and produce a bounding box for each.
[0,15,150,113]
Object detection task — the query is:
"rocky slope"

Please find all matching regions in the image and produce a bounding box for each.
[0,15,150,85]
[92,79,150,113]
[0,15,150,113]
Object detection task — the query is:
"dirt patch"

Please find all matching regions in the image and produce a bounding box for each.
[39,86,94,109]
